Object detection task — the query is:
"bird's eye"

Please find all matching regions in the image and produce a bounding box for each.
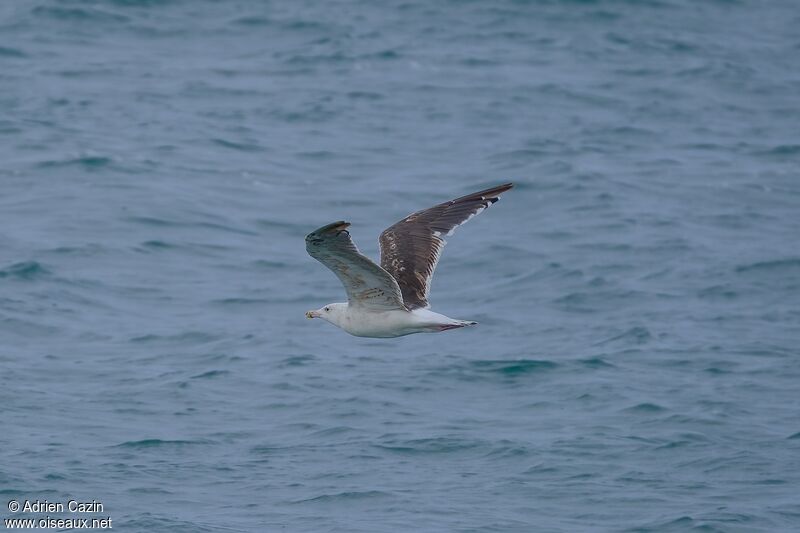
[324,306,330,312]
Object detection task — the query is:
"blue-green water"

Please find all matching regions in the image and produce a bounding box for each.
[2,1,800,531]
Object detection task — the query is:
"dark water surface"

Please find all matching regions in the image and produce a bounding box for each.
[2,0,799,531]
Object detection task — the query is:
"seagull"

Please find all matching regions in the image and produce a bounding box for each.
[305,183,514,338]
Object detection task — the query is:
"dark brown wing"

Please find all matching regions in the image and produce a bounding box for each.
[306,221,405,311]
[378,183,513,310]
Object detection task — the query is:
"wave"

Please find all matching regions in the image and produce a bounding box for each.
[0,261,50,280]
[114,438,212,448]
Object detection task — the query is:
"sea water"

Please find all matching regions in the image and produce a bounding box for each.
[1,1,799,531]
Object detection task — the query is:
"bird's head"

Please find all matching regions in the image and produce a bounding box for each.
[305,303,346,325]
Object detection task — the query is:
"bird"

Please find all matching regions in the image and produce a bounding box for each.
[304,183,514,338]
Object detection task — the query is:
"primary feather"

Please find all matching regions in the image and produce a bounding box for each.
[378,183,514,309]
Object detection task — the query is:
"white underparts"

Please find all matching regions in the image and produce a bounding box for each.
[322,305,477,338]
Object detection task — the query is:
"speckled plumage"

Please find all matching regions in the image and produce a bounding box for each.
[305,184,513,337]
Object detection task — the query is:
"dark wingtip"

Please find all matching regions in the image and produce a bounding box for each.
[319,220,351,234]
[305,221,351,242]
[485,182,514,201]
[453,182,514,204]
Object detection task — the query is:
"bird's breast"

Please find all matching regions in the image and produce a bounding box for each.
[340,308,418,338]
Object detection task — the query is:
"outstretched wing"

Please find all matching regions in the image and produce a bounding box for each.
[378,183,513,310]
[306,221,405,311]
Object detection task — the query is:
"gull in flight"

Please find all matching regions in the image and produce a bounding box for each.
[305,183,513,337]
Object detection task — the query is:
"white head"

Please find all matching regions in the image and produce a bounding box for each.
[305,302,347,327]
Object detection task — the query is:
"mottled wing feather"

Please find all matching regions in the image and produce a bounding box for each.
[379,183,514,310]
[306,221,405,311]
